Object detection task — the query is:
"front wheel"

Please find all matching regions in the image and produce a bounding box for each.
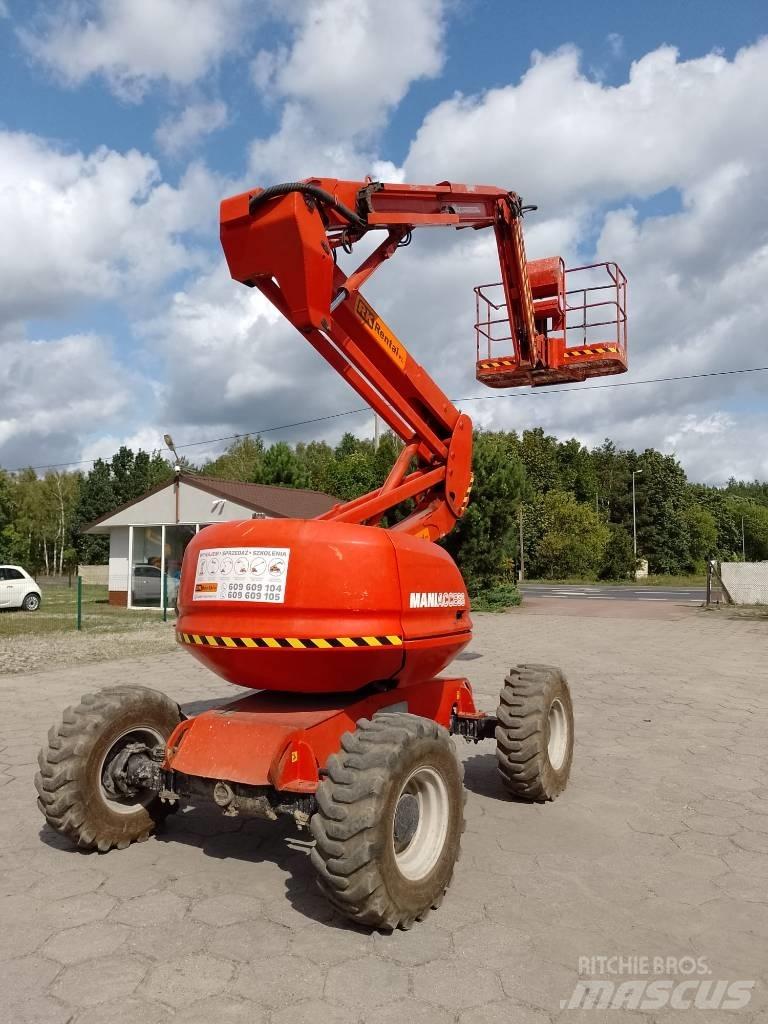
[310,713,465,931]
[35,685,181,851]
[496,664,574,801]
[22,592,40,611]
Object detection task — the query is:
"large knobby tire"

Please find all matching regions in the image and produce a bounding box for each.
[310,712,465,931]
[35,685,181,852]
[496,664,574,802]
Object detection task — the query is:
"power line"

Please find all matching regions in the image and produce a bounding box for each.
[9,364,768,473]
[457,364,768,401]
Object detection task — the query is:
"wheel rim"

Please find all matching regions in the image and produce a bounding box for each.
[99,727,164,815]
[547,698,568,771]
[27,595,39,610]
[392,765,449,882]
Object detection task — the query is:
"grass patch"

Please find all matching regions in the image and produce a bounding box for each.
[0,581,172,636]
[470,582,522,612]
[524,574,706,588]
[701,603,768,620]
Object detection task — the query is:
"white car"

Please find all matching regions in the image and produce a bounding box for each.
[0,565,42,611]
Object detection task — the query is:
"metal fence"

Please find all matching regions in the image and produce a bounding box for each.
[0,574,175,638]
[714,561,768,606]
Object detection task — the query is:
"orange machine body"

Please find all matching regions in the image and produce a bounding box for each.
[170,518,474,791]
[176,518,471,695]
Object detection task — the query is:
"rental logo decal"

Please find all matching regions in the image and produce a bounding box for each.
[354,295,407,370]
[409,591,466,609]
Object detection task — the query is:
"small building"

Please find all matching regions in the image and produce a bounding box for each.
[85,473,338,608]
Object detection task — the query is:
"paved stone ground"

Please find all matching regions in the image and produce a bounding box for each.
[1,606,766,1023]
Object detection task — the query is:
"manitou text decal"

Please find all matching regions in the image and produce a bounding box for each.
[409,591,466,609]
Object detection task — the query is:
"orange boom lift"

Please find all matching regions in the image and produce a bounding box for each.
[37,178,627,930]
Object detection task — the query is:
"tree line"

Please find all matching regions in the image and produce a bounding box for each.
[1,430,767,590]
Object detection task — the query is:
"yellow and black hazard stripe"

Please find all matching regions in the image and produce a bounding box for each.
[563,345,620,359]
[177,632,403,650]
[477,358,517,370]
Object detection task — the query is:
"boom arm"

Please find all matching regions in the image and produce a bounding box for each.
[219,178,626,541]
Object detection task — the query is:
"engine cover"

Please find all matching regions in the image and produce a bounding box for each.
[176,519,471,694]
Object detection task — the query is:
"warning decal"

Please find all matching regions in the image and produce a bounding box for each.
[193,547,290,603]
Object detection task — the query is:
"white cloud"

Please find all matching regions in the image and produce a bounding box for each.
[404,42,768,207]
[139,261,354,439]
[6,27,768,483]
[0,332,135,469]
[0,131,223,326]
[155,100,228,156]
[248,0,446,180]
[379,40,768,482]
[607,32,624,58]
[253,0,445,134]
[248,103,381,182]
[19,0,249,101]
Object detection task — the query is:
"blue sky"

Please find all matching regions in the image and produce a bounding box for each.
[4,2,763,183]
[1,1,767,482]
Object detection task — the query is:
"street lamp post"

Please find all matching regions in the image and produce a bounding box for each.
[632,469,643,558]
[741,516,746,561]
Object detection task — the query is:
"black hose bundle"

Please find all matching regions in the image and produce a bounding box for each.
[248,182,367,230]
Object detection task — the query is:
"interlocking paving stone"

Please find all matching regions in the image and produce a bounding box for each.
[0,607,765,1022]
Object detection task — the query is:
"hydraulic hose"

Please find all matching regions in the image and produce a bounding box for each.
[248,182,367,230]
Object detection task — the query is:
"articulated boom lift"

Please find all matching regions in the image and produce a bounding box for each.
[37,178,627,931]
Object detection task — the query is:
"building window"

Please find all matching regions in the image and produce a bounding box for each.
[165,525,197,606]
[128,524,199,610]
[130,527,164,608]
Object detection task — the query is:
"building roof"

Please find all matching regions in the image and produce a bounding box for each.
[84,472,338,531]
[189,475,338,518]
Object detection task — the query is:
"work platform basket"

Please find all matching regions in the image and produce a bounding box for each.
[475,260,627,387]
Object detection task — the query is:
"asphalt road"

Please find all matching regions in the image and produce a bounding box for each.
[521,583,706,604]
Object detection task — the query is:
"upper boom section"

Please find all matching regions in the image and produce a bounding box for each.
[219,178,627,541]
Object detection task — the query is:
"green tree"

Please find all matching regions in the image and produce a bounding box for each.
[327,434,377,500]
[261,442,309,487]
[632,450,691,573]
[204,436,265,482]
[109,446,171,503]
[557,437,598,503]
[0,470,15,562]
[517,427,561,494]
[443,431,525,591]
[530,490,611,579]
[600,523,636,580]
[683,505,718,568]
[72,459,116,563]
[295,440,336,493]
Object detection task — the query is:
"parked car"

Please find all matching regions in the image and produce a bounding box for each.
[131,564,179,605]
[0,565,42,611]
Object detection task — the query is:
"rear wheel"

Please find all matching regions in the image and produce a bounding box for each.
[35,685,181,851]
[310,712,465,931]
[496,664,574,801]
